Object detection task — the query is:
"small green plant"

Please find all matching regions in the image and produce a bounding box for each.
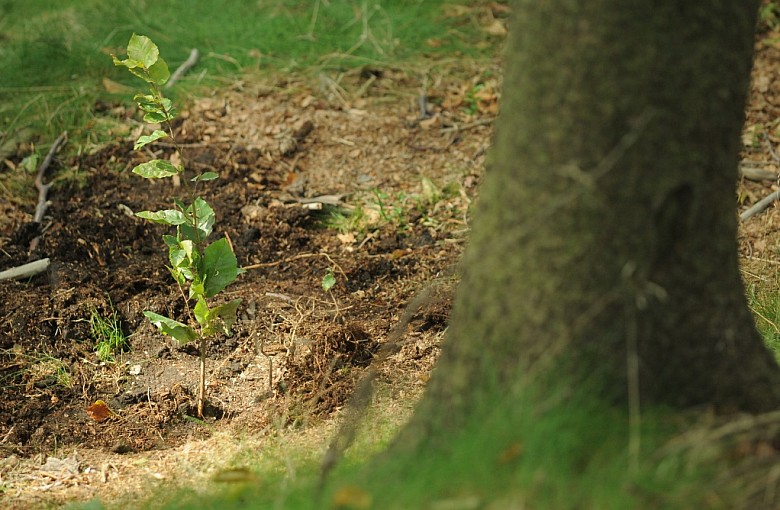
[25,353,72,390]
[746,283,780,364]
[371,188,407,226]
[321,204,367,234]
[113,34,243,417]
[90,301,128,363]
[322,267,337,292]
[464,82,485,116]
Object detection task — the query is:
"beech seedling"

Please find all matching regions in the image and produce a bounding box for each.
[113,34,243,417]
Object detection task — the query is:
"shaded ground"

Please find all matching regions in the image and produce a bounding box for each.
[0,61,498,506]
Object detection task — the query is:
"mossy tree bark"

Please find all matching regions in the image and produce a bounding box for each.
[396,0,780,453]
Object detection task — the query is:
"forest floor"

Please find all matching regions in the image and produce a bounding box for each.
[1,17,780,510]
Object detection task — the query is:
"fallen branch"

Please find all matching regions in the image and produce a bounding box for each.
[165,48,199,89]
[0,258,50,281]
[740,165,777,181]
[740,189,780,222]
[30,132,68,252]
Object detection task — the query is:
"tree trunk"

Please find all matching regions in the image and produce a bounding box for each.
[396,0,780,452]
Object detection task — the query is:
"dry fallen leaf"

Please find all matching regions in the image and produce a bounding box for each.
[86,400,114,422]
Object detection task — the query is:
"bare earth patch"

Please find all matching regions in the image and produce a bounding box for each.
[0,62,498,507]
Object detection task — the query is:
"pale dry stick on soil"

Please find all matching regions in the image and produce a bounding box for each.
[165,48,200,89]
[30,131,67,253]
[741,138,780,221]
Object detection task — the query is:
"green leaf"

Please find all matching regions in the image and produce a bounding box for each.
[168,241,193,268]
[143,111,171,124]
[203,238,242,298]
[159,97,174,112]
[127,34,159,69]
[168,265,187,286]
[20,154,39,173]
[136,209,187,226]
[163,234,179,248]
[126,67,149,82]
[192,298,242,337]
[148,57,170,85]
[112,54,138,70]
[180,198,215,241]
[132,159,180,178]
[191,172,219,182]
[143,311,197,343]
[194,297,209,327]
[134,130,168,150]
[189,279,205,299]
[134,93,157,108]
[322,271,336,292]
[206,299,242,336]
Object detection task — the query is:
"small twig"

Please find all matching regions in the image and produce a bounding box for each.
[165,48,199,89]
[0,425,16,444]
[154,142,213,148]
[30,132,68,252]
[265,292,295,303]
[244,252,346,279]
[223,231,235,254]
[33,132,68,222]
[418,89,430,119]
[740,165,777,181]
[440,117,494,134]
[0,258,50,281]
[740,190,780,222]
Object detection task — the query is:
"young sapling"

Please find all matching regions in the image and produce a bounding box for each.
[112,34,243,417]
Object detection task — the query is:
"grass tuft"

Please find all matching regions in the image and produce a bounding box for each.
[89,300,128,363]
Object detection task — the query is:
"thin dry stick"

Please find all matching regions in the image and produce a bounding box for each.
[0,258,50,281]
[740,190,780,222]
[440,117,494,134]
[739,137,780,221]
[244,252,346,279]
[29,132,68,252]
[165,48,199,89]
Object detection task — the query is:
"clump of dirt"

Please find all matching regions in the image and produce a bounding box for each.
[283,321,379,419]
[0,63,498,467]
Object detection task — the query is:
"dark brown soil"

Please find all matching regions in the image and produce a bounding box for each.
[0,65,497,460]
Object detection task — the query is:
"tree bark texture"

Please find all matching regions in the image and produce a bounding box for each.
[398,0,780,450]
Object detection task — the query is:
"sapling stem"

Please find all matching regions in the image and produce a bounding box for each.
[198,335,206,417]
